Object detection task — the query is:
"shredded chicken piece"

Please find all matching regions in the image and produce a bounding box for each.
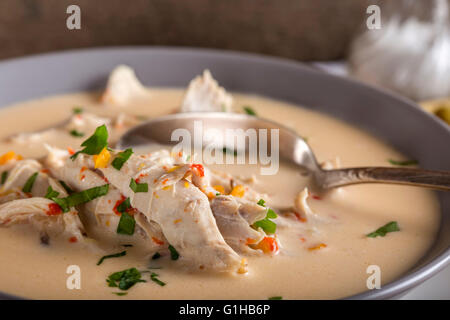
[101,65,147,106]
[180,70,233,112]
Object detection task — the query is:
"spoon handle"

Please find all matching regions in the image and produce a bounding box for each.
[320,167,450,191]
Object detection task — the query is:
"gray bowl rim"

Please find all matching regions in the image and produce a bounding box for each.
[0,46,448,300]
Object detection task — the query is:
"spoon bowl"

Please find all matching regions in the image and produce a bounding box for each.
[118,112,450,191]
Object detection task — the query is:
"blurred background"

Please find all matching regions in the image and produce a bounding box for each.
[0,0,448,119]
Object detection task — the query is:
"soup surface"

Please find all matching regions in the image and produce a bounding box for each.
[0,86,440,299]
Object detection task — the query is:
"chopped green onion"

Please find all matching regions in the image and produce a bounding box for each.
[112,292,127,296]
[1,171,8,184]
[367,221,400,238]
[97,251,127,265]
[112,148,134,170]
[243,106,257,116]
[44,186,60,199]
[168,245,179,260]
[71,125,108,160]
[388,159,418,166]
[106,267,146,290]
[69,130,85,137]
[51,184,109,213]
[117,212,136,235]
[268,296,283,300]
[150,272,166,287]
[22,172,38,193]
[129,178,148,193]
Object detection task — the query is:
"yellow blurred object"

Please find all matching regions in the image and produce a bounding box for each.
[93,147,111,168]
[213,185,225,195]
[0,151,22,165]
[230,185,245,197]
[420,98,450,125]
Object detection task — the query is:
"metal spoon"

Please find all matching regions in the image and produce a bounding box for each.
[117,112,450,191]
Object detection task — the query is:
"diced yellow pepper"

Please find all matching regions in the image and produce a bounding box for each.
[213,185,225,195]
[93,147,111,169]
[230,185,245,198]
[0,151,22,165]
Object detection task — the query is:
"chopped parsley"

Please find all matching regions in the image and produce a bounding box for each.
[129,178,148,193]
[253,199,277,234]
[69,130,85,137]
[152,252,161,260]
[44,186,60,199]
[72,107,83,114]
[150,272,166,287]
[106,267,146,290]
[117,197,131,213]
[50,184,109,213]
[367,221,400,238]
[97,251,127,265]
[59,180,74,194]
[22,172,38,193]
[112,148,133,170]
[117,212,136,235]
[388,159,418,166]
[168,245,179,260]
[268,296,283,300]
[1,171,8,184]
[71,125,108,160]
[243,106,257,116]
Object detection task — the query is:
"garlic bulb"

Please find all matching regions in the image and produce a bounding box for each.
[349,0,450,101]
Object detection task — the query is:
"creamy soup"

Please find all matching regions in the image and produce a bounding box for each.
[0,68,441,300]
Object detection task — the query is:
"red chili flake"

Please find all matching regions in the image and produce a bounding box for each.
[80,166,87,173]
[113,195,127,215]
[69,237,78,243]
[152,237,164,245]
[190,164,205,177]
[46,203,62,216]
[162,178,169,185]
[312,195,321,200]
[41,169,50,174]
[80,175,86,181]
[67,147,75,155]
[103,177,109,183]
[294,212,307,223]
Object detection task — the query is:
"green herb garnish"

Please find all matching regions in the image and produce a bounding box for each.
[73,107,83,114]
[97,251,127,265]
[253,199,277,234]
[168,245,179,260]
[44,186,60,199]
[22,172,38,193]
[388,159,418,166]
[69,130,85,137]
[1,171,8,184]
[117,197,131,213]
[243,106,257,116]
[129,178,148,193]
[106,267,146,290]
[117,212,136,235]
[367,221,400,238]
[59,180,74,194]
[150,272,166,287]
[112,148,133,171]
[152,252,161,260]
[71,124,108,160]
[112,292,127,296]
[268,296,283,300]
[51,184,109,213]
